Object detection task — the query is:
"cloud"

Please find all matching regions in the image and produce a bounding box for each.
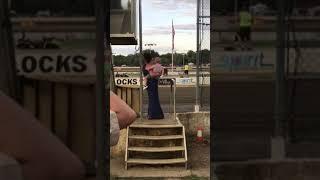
[143,29,171,35]
[150,0,196,11]
[144,23,196,31]
[143,23,196,36]
[174,24,196,30]
[178,10,196,17]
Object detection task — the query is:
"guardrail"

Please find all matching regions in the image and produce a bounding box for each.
[158,78,176,120]
[114,67,210,72]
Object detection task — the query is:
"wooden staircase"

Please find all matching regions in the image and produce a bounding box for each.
[125,118,188,170]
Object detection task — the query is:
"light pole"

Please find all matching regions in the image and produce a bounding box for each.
[195,0,200,112]
[179,52,186,66]
[182,54,185,66]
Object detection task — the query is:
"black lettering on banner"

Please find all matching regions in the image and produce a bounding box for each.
[159,79,173,86]
[22,56,37,73]
[127,79,133,85]
[39,56,54,73]
[133,79,137,84]
[56,55,71,72]
[72,56,87,72]
[116,78,138,85]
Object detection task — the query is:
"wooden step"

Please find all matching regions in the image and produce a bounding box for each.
[130,124,182,128]
[127,158,186,165]
[128,146,185,152]
[129,135,184,140]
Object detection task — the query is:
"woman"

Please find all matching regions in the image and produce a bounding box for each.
[143,53,164,120]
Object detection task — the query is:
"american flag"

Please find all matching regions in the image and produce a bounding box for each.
[172,19,175,50]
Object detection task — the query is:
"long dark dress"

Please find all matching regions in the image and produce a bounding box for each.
[143,64,164,120]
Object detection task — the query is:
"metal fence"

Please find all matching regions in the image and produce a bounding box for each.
[198,0,210,108]
[286,32,320,75]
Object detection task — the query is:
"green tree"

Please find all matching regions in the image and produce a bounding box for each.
[141,49,160,57]
[111,49,211,67]
[200,49,210,64]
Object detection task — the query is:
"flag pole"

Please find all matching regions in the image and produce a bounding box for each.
[171,19,174,73]
[171,49,174,73]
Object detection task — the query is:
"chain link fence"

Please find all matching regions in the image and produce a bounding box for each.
[198,0,210,108]
[286,32,320,76]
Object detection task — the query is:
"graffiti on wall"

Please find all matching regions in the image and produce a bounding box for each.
[214,52,274,72]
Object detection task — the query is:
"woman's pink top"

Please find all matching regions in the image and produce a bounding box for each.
[146,63,163,77]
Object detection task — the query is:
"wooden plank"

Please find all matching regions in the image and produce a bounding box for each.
[128,146,184,152]
[54,83,69,144]
[38,81,52,130]
[127,88,132,107]
[129,135,184,140]
[125,128,129,170]
[69,85,95,162]
[22,83,36,115]
[130,124,182,128]
[116,87,122,98]
[127,158,186,164]
[121,87,127,103]
[131,88,140,113]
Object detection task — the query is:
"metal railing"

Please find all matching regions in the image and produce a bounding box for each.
[158,78,176,120]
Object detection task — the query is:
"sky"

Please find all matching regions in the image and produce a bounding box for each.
[112,0,198,55]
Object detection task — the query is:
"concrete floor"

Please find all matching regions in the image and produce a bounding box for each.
[110,137,210,179]
[110,157,209,179]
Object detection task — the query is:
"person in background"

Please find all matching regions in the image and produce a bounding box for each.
[184,64,190,76]
[163,66,168,76]
[110,91,137,146]
[238,5,254,50]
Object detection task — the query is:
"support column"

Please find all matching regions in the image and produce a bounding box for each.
[272,0,286,160]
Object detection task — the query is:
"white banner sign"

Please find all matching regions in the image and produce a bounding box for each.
[213,49,320,73]
[16,50,96,75]
[213,51,274,73]
[115,77,210,87]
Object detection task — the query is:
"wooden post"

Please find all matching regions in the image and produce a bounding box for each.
[0,0,18,99]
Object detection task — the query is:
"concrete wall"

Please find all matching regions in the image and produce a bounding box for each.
[177,112,210,138]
